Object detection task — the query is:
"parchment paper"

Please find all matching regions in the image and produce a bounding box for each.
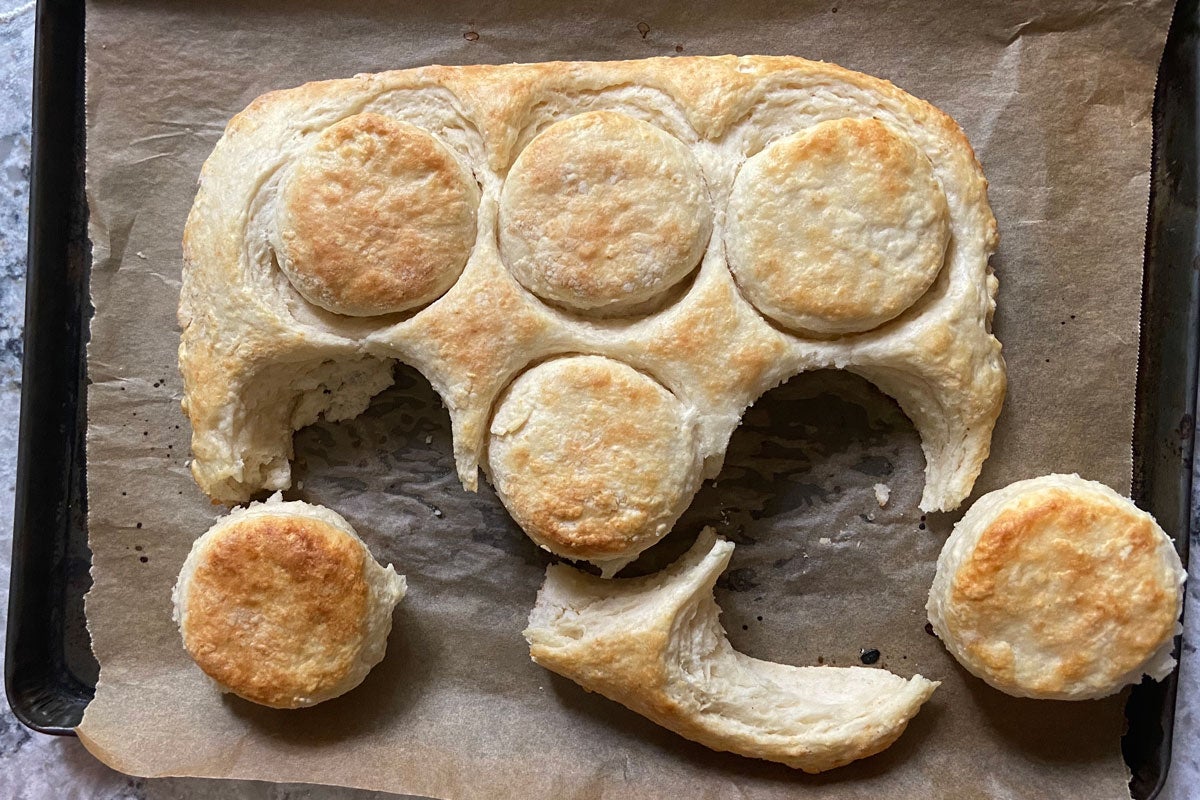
[77,1,1173,797]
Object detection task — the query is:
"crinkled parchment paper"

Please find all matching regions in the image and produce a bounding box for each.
[78,1,1173,797]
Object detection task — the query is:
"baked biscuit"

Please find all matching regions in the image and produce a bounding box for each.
[274,112,478,316]
[525,529,939,772]
[181,56,1003,523]
[726,118,949,335]
[172,494,406,708]
[927,474,1186,700]
[487,355,701,573]
[499,110,712,315]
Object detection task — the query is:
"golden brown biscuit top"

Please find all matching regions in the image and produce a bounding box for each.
[181,514,369,708]
[726,118,949,335]
[487,355,698,562]
[499,110,712,315]
[948,486,1179,695]
[275,112,478,317]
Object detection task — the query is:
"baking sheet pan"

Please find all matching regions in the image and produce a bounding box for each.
[1124,0,1200,795]
[4,0,94,736]
[3,0,1196,797]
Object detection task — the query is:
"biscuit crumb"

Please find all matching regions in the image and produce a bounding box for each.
[874,483,891,507]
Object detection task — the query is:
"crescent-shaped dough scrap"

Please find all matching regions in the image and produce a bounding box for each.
[524,529,939,772]
[180,56,1004,546]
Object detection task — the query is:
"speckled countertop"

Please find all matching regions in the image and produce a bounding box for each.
[0,2,1196,798]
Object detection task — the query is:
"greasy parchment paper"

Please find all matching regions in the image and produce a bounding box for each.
[77,1,1173,797]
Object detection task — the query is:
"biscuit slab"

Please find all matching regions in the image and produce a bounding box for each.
[180,56,1004,530]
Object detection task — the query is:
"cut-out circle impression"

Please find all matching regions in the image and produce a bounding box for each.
[726,118,950,335]
[487,355,701,572]
[274,112,479,317]
[499,111,713,316]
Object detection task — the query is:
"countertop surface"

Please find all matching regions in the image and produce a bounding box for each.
[0,1,1197,797]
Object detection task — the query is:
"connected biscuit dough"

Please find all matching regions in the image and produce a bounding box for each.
[180,56,1005,566]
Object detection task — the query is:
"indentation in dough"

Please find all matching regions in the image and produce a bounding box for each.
[725,118,950,335]
[274,112,479,317]
[499,110,713,316]
[486,354,702,573]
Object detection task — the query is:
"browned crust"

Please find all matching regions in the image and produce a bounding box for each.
[488,357,696,559]
[949,488,1178,694]
[182,515,368,708]
[277,112,477,316]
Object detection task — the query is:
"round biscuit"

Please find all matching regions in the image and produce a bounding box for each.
[486,355,701,572]
[499,111,712,315]
[173,496,407,708]
[726,117,949,335]
[927,474,1185,700]
[274,112,478,316]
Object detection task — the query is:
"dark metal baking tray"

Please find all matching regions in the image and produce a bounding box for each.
[3,0,1196,796]
[4,0,93,737]
[1124,0,1200,796]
